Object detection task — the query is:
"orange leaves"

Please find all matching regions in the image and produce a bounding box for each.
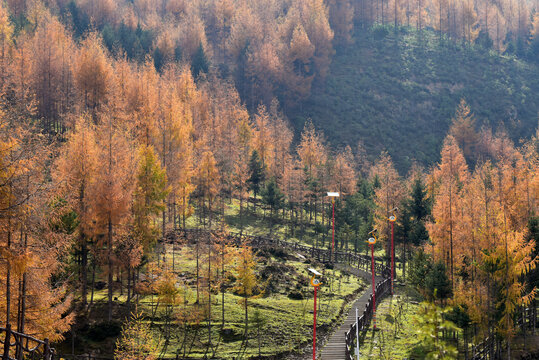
[0,1,12,65]
[92,116,134,234]
[74,33,114,115]
[371,151,404,245]
[449,99,479,164]
[251,105,274,171]
[233,245,258,300]
[331,147,356,196]
[428,120,537,340]
[297,120,327,176]
[196,150,220,201]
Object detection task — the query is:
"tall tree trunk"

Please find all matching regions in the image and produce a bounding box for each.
[80,181,88,308]
[182,194,187,230]
[244,298,249,341]
[449,174,454,289]
[6,188,12,327]
[127,266,131,317]
[81,241,88,307]
[196,236,200,304]
[90,260,96,307]
[108,214,113,322]
[208,234,212,347]
[18,219,28,335]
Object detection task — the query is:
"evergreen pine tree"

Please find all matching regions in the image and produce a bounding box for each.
[425,262,452,301]
[191,43,209,78]
[262,178,284,217]
[248,150,265,208]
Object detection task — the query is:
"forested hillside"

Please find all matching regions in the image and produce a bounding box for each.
[293,27,539,172]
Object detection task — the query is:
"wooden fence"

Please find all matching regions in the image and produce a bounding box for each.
[344,278,392,360]
[167,228,390,277]
[468,305,537,360]
[0,324,53,360]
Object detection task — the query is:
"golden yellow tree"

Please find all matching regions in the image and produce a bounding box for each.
[54,116,99,308]
[371,151,404,263]
[91,115,135,321]
[428,136,469,287]
[74,33,113,120]
[195,150,220,228]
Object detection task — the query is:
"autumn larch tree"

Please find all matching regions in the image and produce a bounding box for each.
[297,121,327,223]
[195,150,220,228]
[449,99,479,167]
[428,135,468,288]
[54,116,99,308]
[91,115,134,321]
[371,152,404,270]
[133,144,169,253]
[233,244,259,346]
[74,33,113,121]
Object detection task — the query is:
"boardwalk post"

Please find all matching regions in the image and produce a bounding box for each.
[43,338,50,360]
[355,308,360,360]
[3,324,11,360]
[309,269,322,360]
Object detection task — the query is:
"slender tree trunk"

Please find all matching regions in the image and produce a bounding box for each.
[239,196,244,236]
[108,214,113,322]
[196,236,200,304]
[449,178,454,289]
[221,243,226,328]
[81,241,88,307]
[19,218,28,335]
[244,299,249,341]
[90,260,96,307]
[402,239,406,279]
[183,194,187,229]
[127,266,131,317]
[208,234,212,348]
[173,201,177,231]
[79,180,88,308]
[6,188,12,327]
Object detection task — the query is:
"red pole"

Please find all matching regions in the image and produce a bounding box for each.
[313,285,317,360]
[370,243,376,329]
[332,200,335,254]
[391,221,394,295]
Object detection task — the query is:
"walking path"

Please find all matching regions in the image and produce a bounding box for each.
[319,266,384,360]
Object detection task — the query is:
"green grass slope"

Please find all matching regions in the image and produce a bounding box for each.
[291,26,539,172]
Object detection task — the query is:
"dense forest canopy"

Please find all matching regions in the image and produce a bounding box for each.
[294,28,539,172]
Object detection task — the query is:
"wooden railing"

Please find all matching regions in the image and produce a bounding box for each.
[165,228,390,277]
[0,324,53,360]
[344,278,392,360]
[468,305,538,360]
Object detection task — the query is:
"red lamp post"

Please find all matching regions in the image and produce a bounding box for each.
[389,214,396,295]
[367,232,377,329]
[309,268,322,360]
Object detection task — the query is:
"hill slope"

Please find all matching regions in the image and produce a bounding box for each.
[291,27,539,172]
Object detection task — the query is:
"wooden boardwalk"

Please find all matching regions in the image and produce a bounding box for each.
[319,266,384,360]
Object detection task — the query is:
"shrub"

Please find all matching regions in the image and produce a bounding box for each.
[287,291,304,300]
[87,321,121,342]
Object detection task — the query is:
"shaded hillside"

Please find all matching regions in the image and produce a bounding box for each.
[291,26,539,172]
